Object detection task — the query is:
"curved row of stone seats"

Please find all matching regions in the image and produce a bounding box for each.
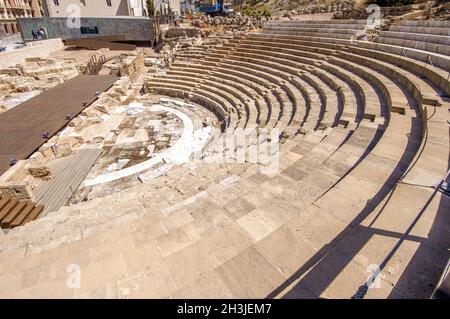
[144,85,229,131]
[392,19,450,32]
[222,41,365,124]
[239,35,421,124]
[171,45,378,176]
[200,54,305,135]
[342,42,450,96]
[166,66,270,128]
[218,28,445,298]
[246,33,449,104]
[151,73,252,129]
[147,77,243,123]
[262,28,358,40]
[264,19,371,39]
[299,84,449,299]
[389,25,450,36]
[230,30,427,189]
[260,22,450,77]
[175,51,207,60]
[204,33,404,192]
[359,40,450,73]
[265,26,362,35]
[210,46,338,131]
[205,42,334,125]
[376,20,450,56]
[205,48,321,131]
[152,52,425,295]
[269,19,369,25]
[378,30,450,46]
[220,37,381,126]
[308,65,360,126]
[167,63,282,130]
[298,71,339,128]
[169,61,291,132]
[335,49,441,106]
[266,23,367,30]
[227,33,418,148]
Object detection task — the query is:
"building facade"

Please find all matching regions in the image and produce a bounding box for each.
[0,0,43,37]
[18,16,155,42]
[144,0,180,15]
[42,0,150,17]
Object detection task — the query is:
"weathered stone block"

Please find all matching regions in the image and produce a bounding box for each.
[27,164,52,181]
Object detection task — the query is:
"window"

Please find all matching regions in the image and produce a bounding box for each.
[106,0,112,6]
[80,0,86,6]
[53,0,59,5]
[80,26,99,34]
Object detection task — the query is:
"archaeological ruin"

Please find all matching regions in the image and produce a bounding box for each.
[0,0,449,300]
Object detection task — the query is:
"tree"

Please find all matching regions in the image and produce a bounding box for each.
[146,0,155,17]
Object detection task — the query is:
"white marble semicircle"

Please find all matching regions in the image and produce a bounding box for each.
[83,102,211,187]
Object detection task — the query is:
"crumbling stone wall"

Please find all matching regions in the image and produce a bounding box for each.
[119,51,145,82]
[0,57,79,112]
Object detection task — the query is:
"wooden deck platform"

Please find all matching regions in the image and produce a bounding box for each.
[0,75,117,176]
[35,147,102,216]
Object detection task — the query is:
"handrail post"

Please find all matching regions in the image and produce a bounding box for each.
[445,71,450,94]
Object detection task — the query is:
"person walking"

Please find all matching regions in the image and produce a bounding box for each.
[32,29,37,40]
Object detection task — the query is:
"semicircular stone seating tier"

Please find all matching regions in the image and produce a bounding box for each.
[0,19,448,299]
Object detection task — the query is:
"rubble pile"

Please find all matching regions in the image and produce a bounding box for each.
[201,15,266,32]
[152,28,210,70]
[152,15,266,70]
[242,0,354,18]
[32,50,149,161]
[0,57,79,78]
[332,2,440,20]
[0,57,79,112]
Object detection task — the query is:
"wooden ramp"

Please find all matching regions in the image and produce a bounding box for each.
[34,147,102,215]
[0,147,102,229]
[0,75,117,177]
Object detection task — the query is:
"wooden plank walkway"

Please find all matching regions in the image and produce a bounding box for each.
[34,147,102,215]
[0,75,117,176]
